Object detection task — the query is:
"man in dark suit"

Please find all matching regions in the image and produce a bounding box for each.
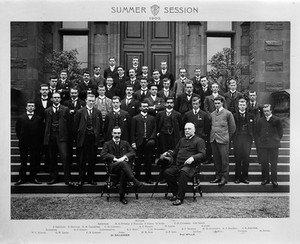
[149,69,163,91]
[183,96,212,163]
[198,76,212,110]
[247,90,263,163]
[101,126,143,204]
[233,98,255,184]
[144,84,165,117]
[156,97,183,154]
[64,87,85,165]
[15,101,43,185]
[126,68,141,93]
[104,57,118,80]
[157,78,176,102]
[256,104,283,187]
[114,65,128,99]
[120,85,140,118]
[43,92,73,185]
[174,80,199,115]
[161,122,206,205]
[57,70,71,104]
[131,101,157,184]
[126,56,142,77]
[133,78,150,102]
[224,79,243,114]
[190,67,202,95]
[204,82,226,113]
[35,84,52,172]
[104,96,131,142]
[159,61,175,89]
[78,71,98,100]
[48,75,58,99]
[35,84,52,118]
[73,94,103,187]
[138,65,151,84]
[91,66,105,86]
[105,76,118,99]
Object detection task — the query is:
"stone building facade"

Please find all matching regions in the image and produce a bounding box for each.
[11,21,290,112]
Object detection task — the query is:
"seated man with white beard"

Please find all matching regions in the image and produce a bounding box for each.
[161,122,206,206]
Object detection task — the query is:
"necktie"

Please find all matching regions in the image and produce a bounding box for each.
[216,109,219,114]
[166,111,171,116]
[194,110,197,115]
[28,113,33,119]
[126,99,131,106]
[88,109,92,116]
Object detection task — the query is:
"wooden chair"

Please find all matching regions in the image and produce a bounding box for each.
[100,158,139,201]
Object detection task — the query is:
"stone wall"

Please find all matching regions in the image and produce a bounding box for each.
[249,22,290,104]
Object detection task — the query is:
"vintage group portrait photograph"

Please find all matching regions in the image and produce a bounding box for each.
[1,0,299,243]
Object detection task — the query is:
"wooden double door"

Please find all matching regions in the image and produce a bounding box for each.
[120,22,175,74]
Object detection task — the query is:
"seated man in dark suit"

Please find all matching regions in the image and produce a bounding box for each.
[101,126,143,204]
[160,122,206,205]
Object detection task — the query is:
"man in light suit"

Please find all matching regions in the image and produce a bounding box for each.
[256,104,283,187]
[104,96,131,142]
[15,101,43,185]
[43,92,72,185]
[101,126,143,204]
[210,96,236,186]
[73,94,103,187]
[131,101,157,184]
[173,68,192,98]
[94,85,112,122]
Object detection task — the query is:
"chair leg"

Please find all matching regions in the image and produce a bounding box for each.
[165,184,169,199]
[192,177,197,201]
[106,181,111,201]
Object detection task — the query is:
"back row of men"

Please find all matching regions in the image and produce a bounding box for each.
[15,65,283,204]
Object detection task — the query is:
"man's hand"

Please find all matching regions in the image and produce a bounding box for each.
[132,143,137,150]
[184,157,194,165]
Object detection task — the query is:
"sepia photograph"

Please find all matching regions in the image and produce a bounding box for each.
[1,0,299,243]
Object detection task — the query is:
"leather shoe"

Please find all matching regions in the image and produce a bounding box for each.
[88,181,97,185]
[75,182,83,188]
[172,199,182,206]
[218,180,227,186]
[261,180,270,185]
[47,179,58,185]
[241,179,249,184]
[272,181,279,187]
[65,181,76,187]
[210,178,221,183]
[31,179,42,184]
[168,196,177,201]
[234,179,241,184]
[120,197,128,204]
[14,180,26,185]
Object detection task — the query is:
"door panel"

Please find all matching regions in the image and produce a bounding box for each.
[121,22,175,74]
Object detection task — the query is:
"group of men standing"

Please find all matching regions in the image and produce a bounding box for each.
[14,57,284,205]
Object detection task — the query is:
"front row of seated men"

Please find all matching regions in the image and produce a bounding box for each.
[14,90,283,205]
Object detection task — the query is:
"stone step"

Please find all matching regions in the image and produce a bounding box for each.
[11,181,289,194]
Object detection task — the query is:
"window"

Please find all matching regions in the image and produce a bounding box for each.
[206,22,235,71]
[60,22,89,68]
